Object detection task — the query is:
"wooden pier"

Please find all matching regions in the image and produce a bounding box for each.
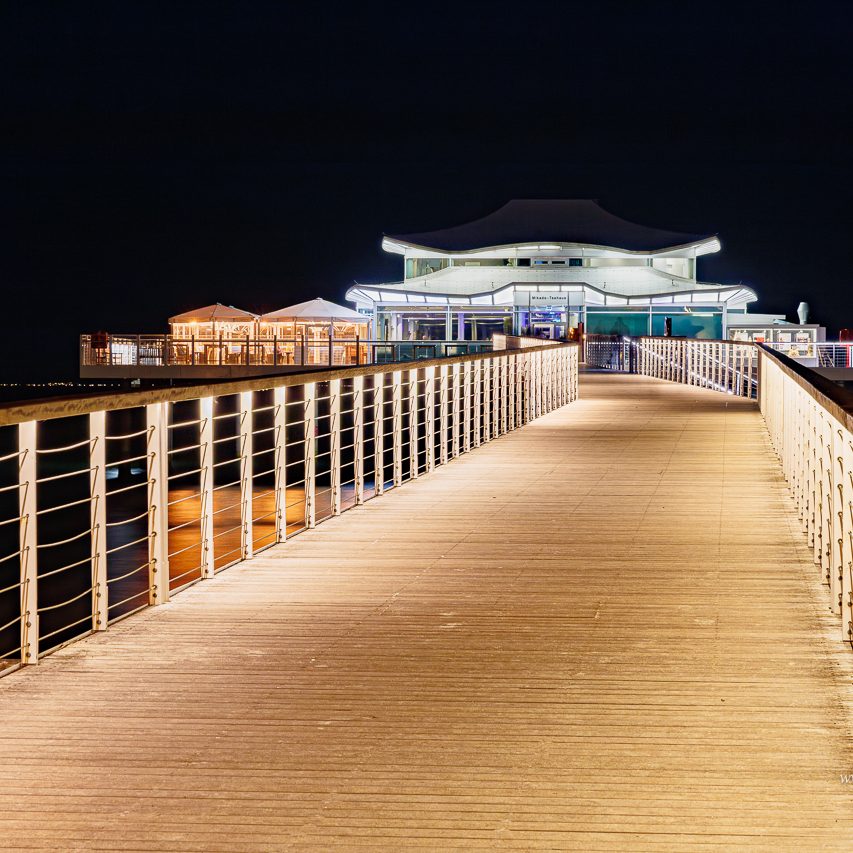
[1,371,852,850]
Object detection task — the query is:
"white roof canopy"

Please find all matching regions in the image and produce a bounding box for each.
[169,303,258,323]
[260,298,367,323]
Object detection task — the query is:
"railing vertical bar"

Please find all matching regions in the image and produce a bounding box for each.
[304,383,316,529]
[425,366,435,473]
[408,369,419,480]
[508,355,517,428]
[392,371,403,486]
[273,387,287,541]
[240,391,253,559]
[330,379,341,515]
[842,434,853,643]
[90,411,107,631]
[439,365,449,466]
[373,376,385,496]
[19,421,38,664]
[353,376,364,505]
[463,361,473,452]
[500,355,509,431]
[146,402,169,604]
[451,363,461,456]
[200,397,215,576]
[472,361,482,448]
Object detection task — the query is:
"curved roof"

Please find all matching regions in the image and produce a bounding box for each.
[169,303,258,323]
[386,199,716,254]
[261,297,367,323]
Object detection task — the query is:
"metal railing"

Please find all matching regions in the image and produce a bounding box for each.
[762,342,852,368]
[0,341,579,673]
[584,335,634,372]
[585,335,758,399]
[80,335,492,369]
[759,345,853,644]
[585,334,853,644]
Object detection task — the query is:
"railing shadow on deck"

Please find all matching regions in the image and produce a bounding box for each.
[0,341,579,677]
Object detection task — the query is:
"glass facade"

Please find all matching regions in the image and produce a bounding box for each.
[405,258,450,278]
[586,310,722,338]
[650,312,722,339]
[586,312,650,337]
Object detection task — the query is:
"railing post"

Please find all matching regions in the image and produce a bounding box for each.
[556,349,564,408]
[515,354,524,424]
[830,423,844,615]
[240,391,253,559]
[451,363,461,456]
[508,355,517,429]
[842,433,853,644]
[273,387,287,542]
[536,351,544,418]
[572,346,579,401]
[392,371,403,486]
[329,379,341,515]
[18,420,38,664]
[304,382,316,528]
[815,410,825,569]
[424,366,436,472]
[89,411,107,632]
[146,402,170,605]
[500,355,509,432]
[551,349,557,409]
[373,376,385,496]
[482,358,491,443]
[823,417,836,603]
[492,355,500,435]
[687,341,693,384]
[199,397,215,577]
[353,376,364,504]
[550,349,557,410]
[805,398,815,546]
[408,368,419,479]
[439,365,449,466]
[463,361,473,452]
[472,360,482,447]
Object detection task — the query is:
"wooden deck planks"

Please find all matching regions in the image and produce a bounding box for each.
[1,371,852,851]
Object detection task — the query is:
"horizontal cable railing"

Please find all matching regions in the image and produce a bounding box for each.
[0,341,579,674]
[80,334,493,369]
[585,335,758,399]
[758,345,853,645]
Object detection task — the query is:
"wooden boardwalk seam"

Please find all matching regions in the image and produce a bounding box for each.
[1,371,852,851]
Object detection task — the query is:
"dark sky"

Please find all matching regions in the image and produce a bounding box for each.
[3,2,853,380]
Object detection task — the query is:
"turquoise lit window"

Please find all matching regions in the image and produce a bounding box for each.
[651,313,722,339]
[586,312,649,336]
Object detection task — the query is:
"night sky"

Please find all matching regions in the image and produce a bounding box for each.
[3,3,853,381]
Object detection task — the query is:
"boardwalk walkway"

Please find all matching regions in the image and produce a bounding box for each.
[1,372,853,851]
